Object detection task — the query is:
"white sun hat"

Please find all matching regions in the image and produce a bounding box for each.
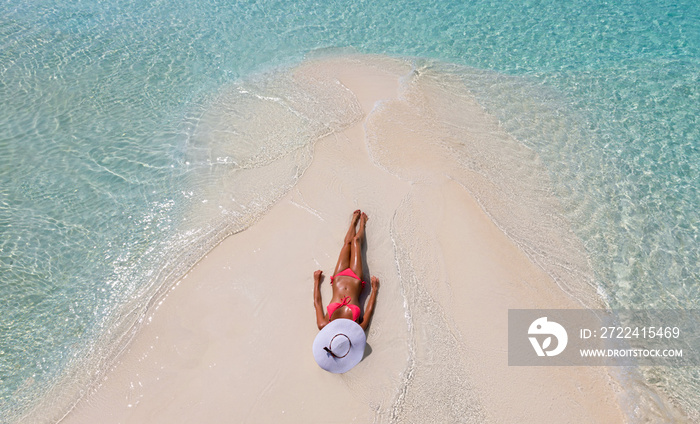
[312,318,367,373]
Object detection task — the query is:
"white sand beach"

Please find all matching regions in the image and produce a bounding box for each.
[60,55,625,423]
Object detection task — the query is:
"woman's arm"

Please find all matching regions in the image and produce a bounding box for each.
[313,270,329,330]
[360,276,379,331]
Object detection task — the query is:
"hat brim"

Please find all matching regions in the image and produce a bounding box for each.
[312,318,366,373]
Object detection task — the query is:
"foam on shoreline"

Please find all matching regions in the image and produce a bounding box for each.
[57,55,631,423]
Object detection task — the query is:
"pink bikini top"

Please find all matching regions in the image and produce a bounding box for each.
[327,296,361,322]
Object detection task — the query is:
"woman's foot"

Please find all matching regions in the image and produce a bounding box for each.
[351,209,361,226]
[359,212,368,232]
[343,210,361,245]
[357,212,368,240]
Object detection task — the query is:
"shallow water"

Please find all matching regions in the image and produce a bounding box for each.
[1,0,698,421]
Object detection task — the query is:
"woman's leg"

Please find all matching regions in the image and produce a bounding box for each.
[332,210,361,277]
[349,212,367,281]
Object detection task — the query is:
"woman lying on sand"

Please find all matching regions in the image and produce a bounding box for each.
[313,210,379,331]
[312,210,379,373]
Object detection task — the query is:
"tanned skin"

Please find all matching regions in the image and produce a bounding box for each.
[314,210,379,331]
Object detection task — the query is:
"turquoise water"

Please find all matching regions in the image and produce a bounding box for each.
[1,0,698,421]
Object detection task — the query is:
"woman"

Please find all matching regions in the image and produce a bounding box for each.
[313,210,379,331]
